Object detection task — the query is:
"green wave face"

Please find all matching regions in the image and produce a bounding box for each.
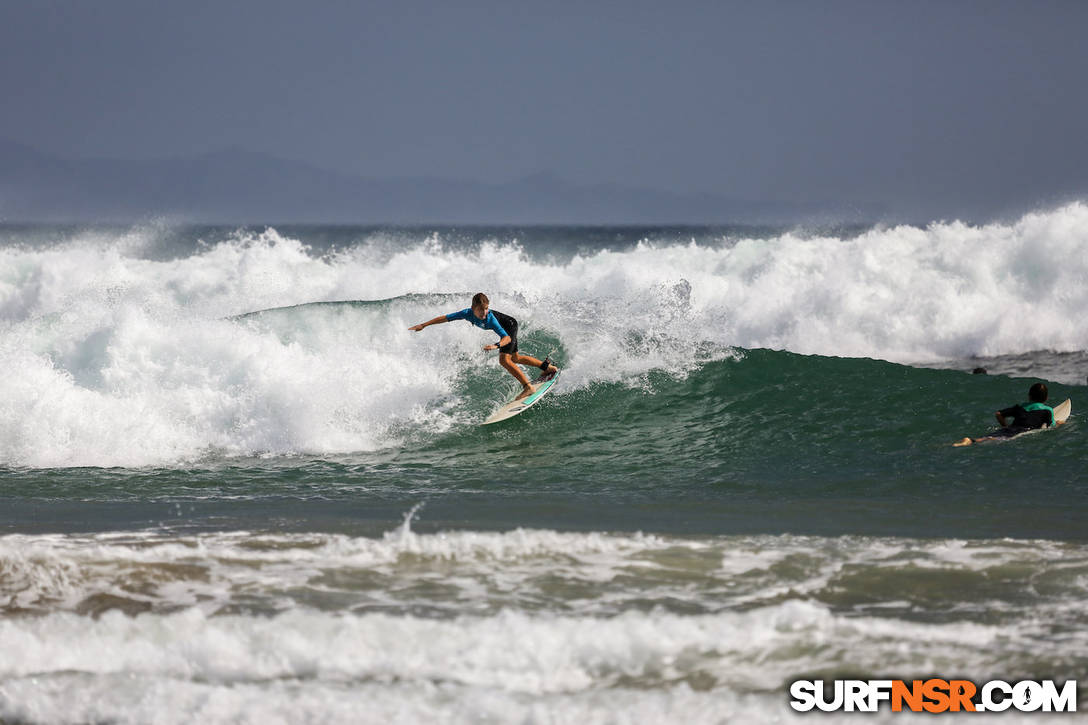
[414,346,1078,473]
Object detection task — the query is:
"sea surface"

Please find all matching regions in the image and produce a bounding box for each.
[2,208,1088,723]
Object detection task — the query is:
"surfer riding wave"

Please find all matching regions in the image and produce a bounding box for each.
[409,293,559,400]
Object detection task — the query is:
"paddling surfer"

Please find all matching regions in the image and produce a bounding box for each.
[954,382,1061,446]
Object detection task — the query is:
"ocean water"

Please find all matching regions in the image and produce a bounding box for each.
[2,207,1087,723]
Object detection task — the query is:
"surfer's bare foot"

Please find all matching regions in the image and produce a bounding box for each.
[516,384,536,400]
[953,437,974,447]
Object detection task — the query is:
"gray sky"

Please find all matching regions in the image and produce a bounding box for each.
[3,0,1087,217]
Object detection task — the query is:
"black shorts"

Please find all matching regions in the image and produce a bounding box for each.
[498,320,518,355]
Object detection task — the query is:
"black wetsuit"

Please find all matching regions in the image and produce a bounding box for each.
[987,402,1055,438]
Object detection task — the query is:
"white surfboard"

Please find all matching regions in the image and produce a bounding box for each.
[1053,398,1072,424]
[482,370,560,425]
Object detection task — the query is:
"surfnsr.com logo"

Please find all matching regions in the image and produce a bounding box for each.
[790,679,1077,713]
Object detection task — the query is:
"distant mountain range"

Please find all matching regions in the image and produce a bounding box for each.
[0,139,873,224]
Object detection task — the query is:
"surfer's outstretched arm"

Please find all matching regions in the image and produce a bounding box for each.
[409,316,448,332]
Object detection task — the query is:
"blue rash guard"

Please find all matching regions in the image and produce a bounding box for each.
[445,308,509,339]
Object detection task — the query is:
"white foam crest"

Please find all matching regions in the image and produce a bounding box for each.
[4,599,1070,725]
[0,602,1014,688]
[712,534,1088,609]
[2,677,997,725]
[0,526,671,567]
[3,205,1088,465]
[3,677,1075,725]
[0,527,677,612]
[717,534,1088,576]
[5,529,1085,619]
[0,679,725,725]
